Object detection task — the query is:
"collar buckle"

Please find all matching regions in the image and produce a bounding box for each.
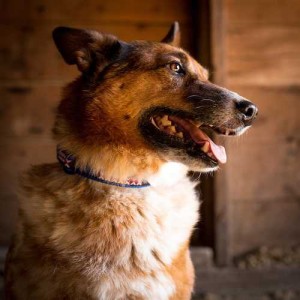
[57,148,76,174]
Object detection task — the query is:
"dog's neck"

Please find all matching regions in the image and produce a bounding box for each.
[56,144,190,189]
[57,147,152,188]
[54,112,174,184]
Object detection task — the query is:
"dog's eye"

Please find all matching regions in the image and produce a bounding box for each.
[168,62,184,74]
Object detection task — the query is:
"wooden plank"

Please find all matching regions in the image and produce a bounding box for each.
[226,139,300,202]
[189,0,215,249]
[227,56,300,87]
[0,85,60,138]
[0,193,18,245]
[0,23,193,81]
[193,266,300,295]
[0,23,77,81]
[224,0,300,264]
[210,0,231,266]
[1,0,192,23]
[227,24,300,58]
[0,0,28,22]
[226,19,300,87]
[226,0,300,25]
[0,137,56,245]
[0,247,8,268]
[224,88,299,202]
[231,201,300,257]
[210,0,228,85]
[0,137,56,194]
[191,247,214,269]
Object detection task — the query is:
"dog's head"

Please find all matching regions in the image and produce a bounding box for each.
[53,23,257,175]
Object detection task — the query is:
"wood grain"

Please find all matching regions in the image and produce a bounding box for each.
[0,85,60,138]
[231,200,300,257]
[226,0,300,25]
[210,0,232,267]
[0,23,193,81]
[226,139,300,202]
[227,24,300,58]
[221,0,300,260]
[1,0,192,23]
[227,56,300,87]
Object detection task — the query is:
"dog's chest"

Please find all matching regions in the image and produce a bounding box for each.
[142,176,199,265]
[92,163,199,299]
[110,163,198,266]
[102,174,199,266]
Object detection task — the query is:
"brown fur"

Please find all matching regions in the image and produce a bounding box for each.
[5,24,257,299]
[168,245,194,300]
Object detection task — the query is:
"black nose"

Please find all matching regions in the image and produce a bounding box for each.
[236,100,258,125]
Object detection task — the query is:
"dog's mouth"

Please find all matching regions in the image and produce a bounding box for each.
[150,114,227,164]
[140,107,248,168]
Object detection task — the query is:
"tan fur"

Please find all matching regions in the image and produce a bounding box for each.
[5,25,257,299]
[5,162,198,299]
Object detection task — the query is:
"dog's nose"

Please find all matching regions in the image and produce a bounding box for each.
[236,99,258,125]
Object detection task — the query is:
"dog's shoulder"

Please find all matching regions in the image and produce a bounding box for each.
[20,163,67,193]
[18,163,90,231]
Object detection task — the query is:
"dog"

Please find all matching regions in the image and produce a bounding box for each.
[4,22,257,299]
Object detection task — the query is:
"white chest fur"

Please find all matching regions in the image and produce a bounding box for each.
[94,162,199,299]
[145,162,199,265]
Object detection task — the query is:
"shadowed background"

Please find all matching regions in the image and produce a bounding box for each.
[0,0,300,299]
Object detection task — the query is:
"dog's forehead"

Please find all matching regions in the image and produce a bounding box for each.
[130,41,208,78]
[187,56,209,79]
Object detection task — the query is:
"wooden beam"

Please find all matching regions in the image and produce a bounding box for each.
[194,268,300,295]
[189,0,216,249]
[210,0,231,266]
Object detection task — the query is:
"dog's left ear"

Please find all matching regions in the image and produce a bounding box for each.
[53,27,125,73]
[161,22,181,47]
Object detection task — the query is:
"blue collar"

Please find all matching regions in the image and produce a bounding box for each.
[57,147,150,188]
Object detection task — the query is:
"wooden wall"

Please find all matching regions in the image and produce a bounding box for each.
[0,0,195,245]
[219,0,300,258]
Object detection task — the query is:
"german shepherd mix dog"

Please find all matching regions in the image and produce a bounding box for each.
[5,23,257,299]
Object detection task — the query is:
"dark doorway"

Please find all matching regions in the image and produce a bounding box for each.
[189,0,215,250]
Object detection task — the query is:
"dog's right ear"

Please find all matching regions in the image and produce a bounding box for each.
[52,27,123,73]
[161,22,181,47]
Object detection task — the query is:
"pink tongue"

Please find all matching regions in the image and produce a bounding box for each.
[169,117,227,164]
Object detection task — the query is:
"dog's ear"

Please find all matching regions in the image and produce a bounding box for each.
[52,27,124,73]
[161,22,181,47]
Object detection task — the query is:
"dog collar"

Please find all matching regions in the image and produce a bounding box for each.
[57,147,150,188]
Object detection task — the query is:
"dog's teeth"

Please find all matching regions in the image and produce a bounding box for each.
[225,129,230,135]
[163,120,172,126]
[207,152,213,158]
[176,132,184,138]
[169,126,177,133]
[161,115,170,126]
[201,142,210,153]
